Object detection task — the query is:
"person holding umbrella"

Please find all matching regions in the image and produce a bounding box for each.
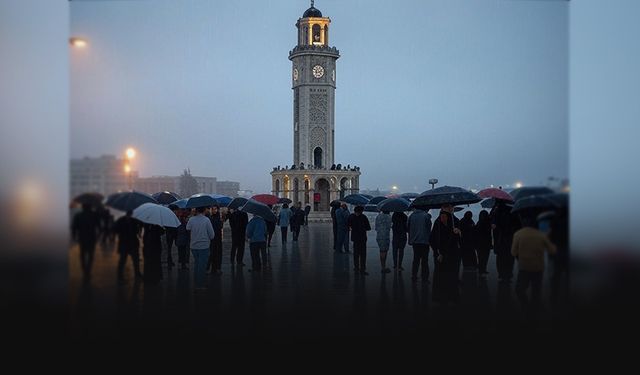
[348,205,371,275]
[278,203,292,244]
[142,223,165,285]
[375,210,392,273]
[229,207,249,266]
[408,206,432,282]
[335,203,350,253]
[207,204,223,275]
[304,204,311,226]
[430,204,462,305]
[474,210,493,277]
[186,206,215,291]
[291,202,305,241]
[266,205,276,248]
[175,212,190,270]
[246,213,268,272]
[164,204,179,267]
[391,211,409,271]
[491,201,520,283]
[71,203,101,282]
[113,210,143,281]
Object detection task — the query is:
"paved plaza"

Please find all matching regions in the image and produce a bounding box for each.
[68,220,573,343]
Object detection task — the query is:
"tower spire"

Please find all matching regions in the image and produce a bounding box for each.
[311,0,314,8]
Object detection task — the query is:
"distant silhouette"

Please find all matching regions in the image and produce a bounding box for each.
[164,205,179,267]
[304,204,311,226]
[142,223,164,285]
[460,211,478,270]
[430,207,461,305]
[113,210,142,281]
[348,205,371,275]
[391,211,408,271]
[207,205,223,274]
[335,203,350,253]
[229,207,249,266]
[290,202,305,241]
[375,210,392,273]
[474,210,493,276]
[266,205,276,248]
[175,213,190,269]
[71,203,100,281]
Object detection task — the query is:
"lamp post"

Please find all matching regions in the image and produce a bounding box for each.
[429,178,438,190]
[125,147,136,190]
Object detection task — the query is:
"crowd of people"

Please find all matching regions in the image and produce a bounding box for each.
[71,196,568,311]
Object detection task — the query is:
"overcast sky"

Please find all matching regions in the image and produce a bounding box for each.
[70,0,568,194]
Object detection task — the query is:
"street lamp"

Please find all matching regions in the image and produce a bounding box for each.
[69,37,87,48]
[124,147,136,190]
[429,178,438,190]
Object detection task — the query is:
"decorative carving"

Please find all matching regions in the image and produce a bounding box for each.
[310,127,326,148]
[309,94,327,124]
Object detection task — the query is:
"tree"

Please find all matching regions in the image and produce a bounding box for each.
[179,168,199,198]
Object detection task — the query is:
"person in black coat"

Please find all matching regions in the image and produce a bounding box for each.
[491,201,520,283]
[142,223,164,285]
[459,211,478,270]
[290,202,305,241]
[430,206,461,304]
[175,213,190,270]
[164,204,179,267]
[207,205,223,274]
[229,207,249,266]
[266,205,276,247]
[113,210,142,280]
[391,211,408,271]
[348,205,371,275]
[304,204,311,226]
[72,203,101,280]
[330,205,338,250]
[474,210,493,276]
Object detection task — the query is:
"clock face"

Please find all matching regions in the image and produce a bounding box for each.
[312,65,324,79]
[293,68,299,81]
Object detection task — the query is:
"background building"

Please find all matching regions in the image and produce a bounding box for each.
[70,155,137,198]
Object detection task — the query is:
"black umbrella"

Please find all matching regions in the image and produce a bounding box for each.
[105,191,157,212]
[363,204,380,213]
[240,199,277,222]
[368,196,388,205]
[377,198,411,213]
[152,191,181,205]
[72,192,104,207]
[411,186,481,209]
[278,197,292,204]
[227,197,249,210]
[511,195,556,214]
[342,194,370,205]
[360,194,374,199]
[186,194,218,209]
[510,186,554,201]
[544,192,568,209]
[330,199,342,208]
[399,192,420,200]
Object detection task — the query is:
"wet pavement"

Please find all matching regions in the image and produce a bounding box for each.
[69,222,571,343]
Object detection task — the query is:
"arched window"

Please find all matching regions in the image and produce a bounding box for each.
[340,177,348,199]
[293,178,299,203]
[314,147,323,168]
[304,26,308,45]
[312,24,321,45]
[275,179,280,196]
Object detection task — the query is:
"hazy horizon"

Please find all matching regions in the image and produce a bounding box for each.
[71,0,568,194]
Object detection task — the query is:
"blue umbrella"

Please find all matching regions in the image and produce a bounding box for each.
[411,186,481,209]
[170,198,188,209]
[186,193,218,209]
[227,197,249,210]
[240,199,277,222]
[210,194,233,207]
[105,191,158,212]
[342,194,370,205]
[377,198,411,213]
[368,196,388,205]
[152,191,181,205]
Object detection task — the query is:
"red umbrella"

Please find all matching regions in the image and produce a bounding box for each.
[251,194,279,206]
[477,188,514,202]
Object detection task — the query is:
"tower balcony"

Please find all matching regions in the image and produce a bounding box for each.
[289,45,340,60]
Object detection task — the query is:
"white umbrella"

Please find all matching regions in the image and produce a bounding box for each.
[132,202,181,227]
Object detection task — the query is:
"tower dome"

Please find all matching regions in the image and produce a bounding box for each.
[303,5,322,18]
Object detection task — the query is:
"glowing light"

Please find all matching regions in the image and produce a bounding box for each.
[124,164,131,173]
[515,181,523,189]
[125,147,136,160]
[392,186,398,190]
[69,38,87,48]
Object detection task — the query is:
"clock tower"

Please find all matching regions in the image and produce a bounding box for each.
[290,0,339,169]
[271,1,361,214]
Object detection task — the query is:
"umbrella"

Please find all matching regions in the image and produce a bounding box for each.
[368,196,388,205]
[72,192,104,207]
[360,194,374,199]
[342,194,370,205]
[251,194,280,206]
[186,193,218,208]
[227,197,249,210]
[210,194,233,207]
[363,204,379,213]
[511,195,556,214]
[170,198,188,209]
[240,199,277,222]
[132,202,181,228]
[278,197,293,204]
[411,186,481,209]
[105,191,157,212]
[544,192,568,209]
[478,188,514,202]
[377,198,411,213]
[510,186,554,201]
[330,199,342,208]
[481,198,495,209]
[151,191,181,205]
[399,192,420,200]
